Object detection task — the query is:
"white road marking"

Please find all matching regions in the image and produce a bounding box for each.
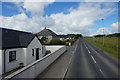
[83,42,91,54]
[86,47,90,53]
[91,55,96,63]
[84,43,87,48]
[99,69,104,74]
[99,69,102,72]
[93,49,99,54]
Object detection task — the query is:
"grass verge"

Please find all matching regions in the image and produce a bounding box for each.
[84,37,119,60]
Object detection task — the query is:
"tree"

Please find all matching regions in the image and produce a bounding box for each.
[41,37,48,44]
[41,36,46,41]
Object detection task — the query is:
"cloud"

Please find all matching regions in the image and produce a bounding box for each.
[93,27,111,35]
[23,2,54,16]
[49,3,116,35]
[1,12,55,33]
[1,0,55,32]
[2,0,119,2]
[1,13,32,32]
[111,22,118,33]
[2,0,55,2]
[1,2,117,36]
[84,0,120,2]
[92,21,119,36]
[13,0,55,16]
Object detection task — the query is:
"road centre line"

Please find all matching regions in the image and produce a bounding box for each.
[91,55,96,63]
[84,43,87,48]
[83,42,91,54]
[99,69,103,73]
[99,69,104,75]
[88,49,90,53]
[86,46,90,54]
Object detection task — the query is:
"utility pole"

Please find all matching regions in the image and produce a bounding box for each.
[101,19,104,46]
[93,35,94,42]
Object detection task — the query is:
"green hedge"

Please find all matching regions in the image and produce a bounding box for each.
[49,39,66,45]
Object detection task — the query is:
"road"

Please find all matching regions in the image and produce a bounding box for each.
[35,40,78,78]
[65,38,119,78]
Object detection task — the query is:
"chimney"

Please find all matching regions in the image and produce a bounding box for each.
[44,27,46,29]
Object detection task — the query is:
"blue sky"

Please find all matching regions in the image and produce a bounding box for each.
[1,2,119,36]
[44,2,80,16]
[2,2,80,17]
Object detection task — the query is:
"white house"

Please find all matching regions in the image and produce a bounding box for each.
[36,27,59,42]
[0,28,46,75]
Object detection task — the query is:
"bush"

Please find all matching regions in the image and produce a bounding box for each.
[49,39,66,45]
[41,37,49,44]
[65,39,74,43]
[41,37,46,41]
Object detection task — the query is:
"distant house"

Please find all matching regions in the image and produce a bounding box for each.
[59,35,67,41]
[37,27,58,42]
[0,28,46,75]
[59,35,75,41]
[66,35,75,40]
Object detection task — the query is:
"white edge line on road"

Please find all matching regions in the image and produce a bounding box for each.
[93,48,99,54]
[91,55,96,63]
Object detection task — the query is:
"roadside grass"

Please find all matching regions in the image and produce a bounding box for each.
[84,37,119,60]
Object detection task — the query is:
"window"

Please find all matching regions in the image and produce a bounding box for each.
[9,51,16,62]
[32,49,34,56]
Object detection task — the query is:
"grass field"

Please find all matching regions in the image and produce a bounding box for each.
[84,37,119,60]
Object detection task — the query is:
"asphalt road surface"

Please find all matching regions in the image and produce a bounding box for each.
[65,38,119,78]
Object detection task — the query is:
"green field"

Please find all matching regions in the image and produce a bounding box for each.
[84,37,119,60]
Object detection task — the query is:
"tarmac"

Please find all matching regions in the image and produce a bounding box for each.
[35,40,78,79]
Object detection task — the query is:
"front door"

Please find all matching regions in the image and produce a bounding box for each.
[36,48,39,60]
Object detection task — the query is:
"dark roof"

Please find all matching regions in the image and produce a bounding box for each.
[0,28,43,49]
[37,27,58,36]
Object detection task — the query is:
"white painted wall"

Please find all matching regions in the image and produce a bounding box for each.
[4,46,66,79]
[1,36,45,74]
[0,50,3,75]
[20,48,27,66]
[0,50,4,75]
[26,37,43,65]
[5,48,26,73]
[45,45,64,53]
[47,36,52,42]
[42,45,46,57]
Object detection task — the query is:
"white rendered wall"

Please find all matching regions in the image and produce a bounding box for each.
[45,45,64,53]
[0,50,3,75]
[5,48,26,73]
[26,37,43,65]
[4,46,66,79]
[42,45,46,57]
[47,36,52,42]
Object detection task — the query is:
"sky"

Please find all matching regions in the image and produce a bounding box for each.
[0,0,119,36]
